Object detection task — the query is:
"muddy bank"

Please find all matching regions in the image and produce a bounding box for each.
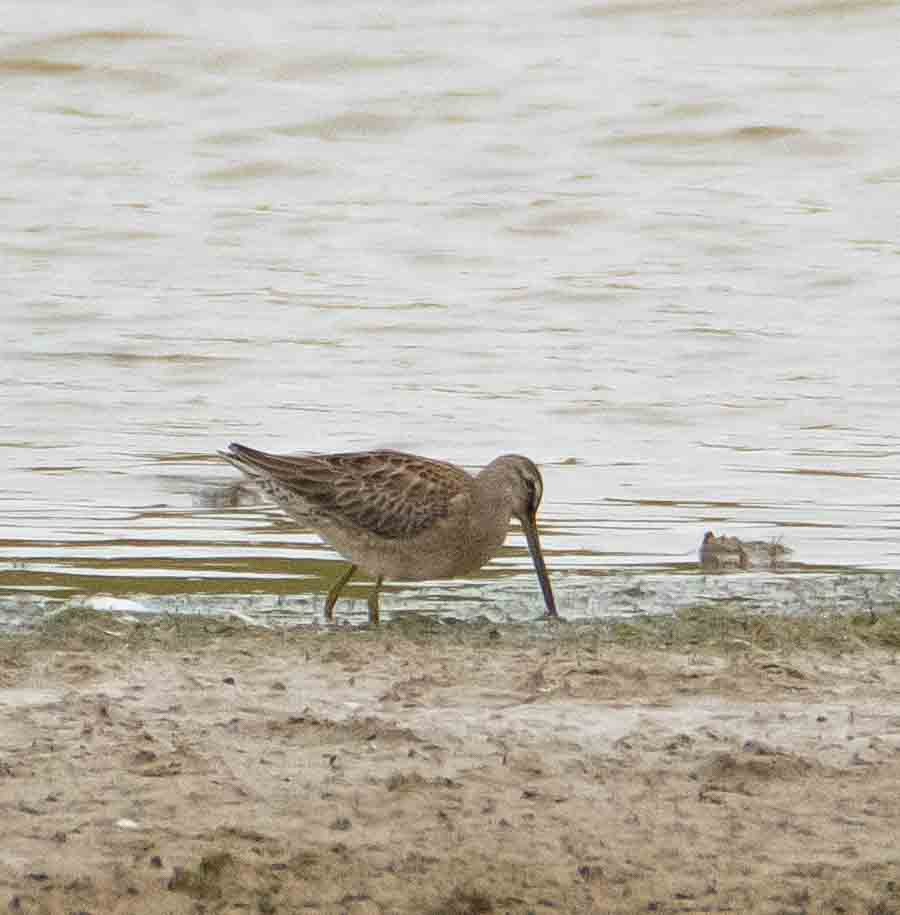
[1,609,899,914]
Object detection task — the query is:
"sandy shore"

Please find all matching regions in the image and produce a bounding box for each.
[1,609,899,914]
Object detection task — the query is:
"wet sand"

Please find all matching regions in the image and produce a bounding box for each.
[1,610,899,914]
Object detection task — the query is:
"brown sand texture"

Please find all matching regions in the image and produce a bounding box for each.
[1,611,899,915]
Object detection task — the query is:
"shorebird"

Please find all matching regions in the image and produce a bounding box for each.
[699,531,792,571]
[219,443,558,623]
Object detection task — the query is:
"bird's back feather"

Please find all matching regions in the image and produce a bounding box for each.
[220,444,473,540]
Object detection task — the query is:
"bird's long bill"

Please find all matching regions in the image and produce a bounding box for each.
[521,513,558,618]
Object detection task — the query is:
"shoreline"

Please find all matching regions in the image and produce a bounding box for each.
[2,608,899,914]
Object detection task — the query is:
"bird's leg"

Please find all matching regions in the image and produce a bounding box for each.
[367,576,383,625]
[324,564,357,621]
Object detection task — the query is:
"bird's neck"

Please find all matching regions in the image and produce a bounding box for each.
[473,464,514,523]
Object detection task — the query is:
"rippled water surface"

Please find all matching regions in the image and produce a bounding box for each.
[2,0,900,627]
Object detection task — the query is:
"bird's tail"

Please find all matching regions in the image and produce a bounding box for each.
[218,442,316,480]
[218,442,279,477]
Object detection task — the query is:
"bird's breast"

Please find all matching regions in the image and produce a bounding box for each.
[314,506,511,582]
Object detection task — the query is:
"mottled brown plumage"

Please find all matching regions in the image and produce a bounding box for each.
[219,443,558,622]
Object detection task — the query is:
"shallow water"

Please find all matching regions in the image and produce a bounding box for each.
[2,0,900,628]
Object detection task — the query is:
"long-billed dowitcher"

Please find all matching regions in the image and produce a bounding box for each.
[219,443,558,623]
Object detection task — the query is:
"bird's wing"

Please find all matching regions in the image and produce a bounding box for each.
[220,444,472,539]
